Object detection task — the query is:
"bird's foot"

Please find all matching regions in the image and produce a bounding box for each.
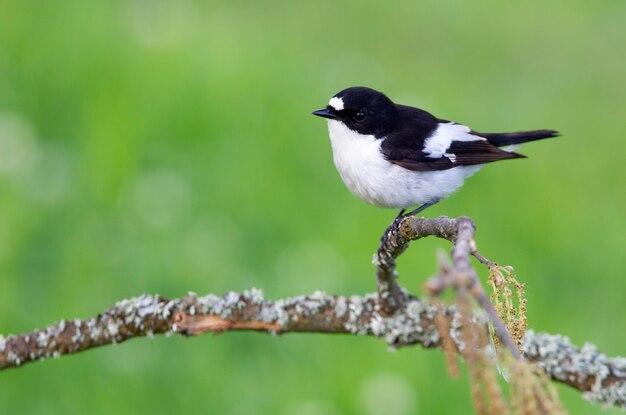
[379,211,406,251]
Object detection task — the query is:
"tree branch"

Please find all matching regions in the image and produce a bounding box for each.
[1,216,624,410]
[0,290,624,408]
[0,290,443,370]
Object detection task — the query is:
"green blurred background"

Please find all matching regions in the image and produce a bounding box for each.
[0,0,624,414]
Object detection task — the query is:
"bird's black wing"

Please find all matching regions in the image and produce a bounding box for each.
[473,129,559,147]
[381,123,524,172]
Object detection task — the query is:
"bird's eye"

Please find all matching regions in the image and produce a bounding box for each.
[353,110,367,122]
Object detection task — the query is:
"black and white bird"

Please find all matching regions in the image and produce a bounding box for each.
[312,86,558,221]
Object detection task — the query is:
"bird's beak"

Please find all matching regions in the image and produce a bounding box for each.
[312,108,341,121]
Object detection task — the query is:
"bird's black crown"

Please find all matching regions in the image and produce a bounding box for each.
[325,86,398,137]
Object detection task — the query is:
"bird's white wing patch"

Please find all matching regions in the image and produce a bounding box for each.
[328,96,344,111]
[423,122,485,160]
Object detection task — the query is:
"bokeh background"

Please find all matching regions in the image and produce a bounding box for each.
[1,1,624,414]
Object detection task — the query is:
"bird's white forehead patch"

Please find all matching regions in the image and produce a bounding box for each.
[328,96,344,111]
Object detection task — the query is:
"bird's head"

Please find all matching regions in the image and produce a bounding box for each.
[312,86,397,137]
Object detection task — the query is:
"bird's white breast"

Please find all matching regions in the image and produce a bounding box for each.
[326,120,482,209]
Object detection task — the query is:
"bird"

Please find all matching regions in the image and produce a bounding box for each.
[312,86,558,226]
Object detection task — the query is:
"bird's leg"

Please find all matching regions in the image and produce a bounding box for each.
[404,201,437,217]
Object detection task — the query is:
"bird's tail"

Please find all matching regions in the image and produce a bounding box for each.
[479,129,559,147]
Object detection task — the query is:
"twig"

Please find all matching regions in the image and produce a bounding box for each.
[375,215,520,359]
[450,217,522,360]
[374,215,459,314]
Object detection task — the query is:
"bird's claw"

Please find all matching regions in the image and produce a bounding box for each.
[379,214,405,250]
